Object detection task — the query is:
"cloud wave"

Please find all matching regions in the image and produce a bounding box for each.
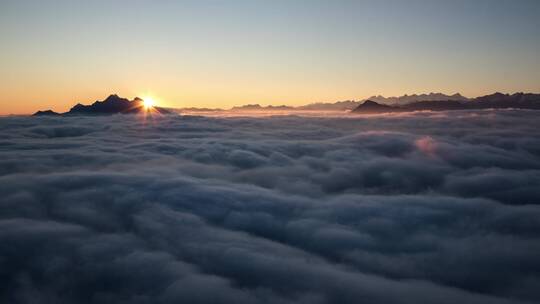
[1,110,539,303]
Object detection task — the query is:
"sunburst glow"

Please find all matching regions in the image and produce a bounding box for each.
[142,97,156,109]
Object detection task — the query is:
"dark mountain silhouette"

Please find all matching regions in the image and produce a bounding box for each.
[352,93,540,114]
[351,100,396,113]
[33,95,174,116]
[33,110,61,116]
[67,95,137,115]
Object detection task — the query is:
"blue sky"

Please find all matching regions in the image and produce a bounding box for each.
[1,0,539,113]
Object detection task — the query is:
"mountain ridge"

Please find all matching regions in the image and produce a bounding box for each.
[352,93,540,114]
[224,93,470,112]
[33,95,174,116]
[366,93,469,106]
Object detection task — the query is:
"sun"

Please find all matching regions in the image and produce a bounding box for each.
[142,97,156,109]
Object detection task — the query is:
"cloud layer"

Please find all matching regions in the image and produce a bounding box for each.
[1,110,540,304]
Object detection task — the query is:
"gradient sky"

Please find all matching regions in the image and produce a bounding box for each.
[1,0,539,114]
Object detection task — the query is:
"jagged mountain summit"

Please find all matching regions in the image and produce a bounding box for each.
[33,95,174,116]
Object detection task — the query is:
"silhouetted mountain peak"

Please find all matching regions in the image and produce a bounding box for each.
[33,94,174,116]
[362,100,380,106]
[101,94,131,105]
[32,110,61,116]
[352,100,395,113]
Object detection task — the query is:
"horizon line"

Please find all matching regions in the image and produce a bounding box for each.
[3,90,540,116]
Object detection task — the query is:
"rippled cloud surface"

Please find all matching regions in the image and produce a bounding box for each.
[1,110,539,304]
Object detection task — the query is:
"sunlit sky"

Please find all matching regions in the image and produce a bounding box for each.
[1,0,539,114]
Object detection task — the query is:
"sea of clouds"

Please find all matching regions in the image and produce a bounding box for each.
[1,110,539,304]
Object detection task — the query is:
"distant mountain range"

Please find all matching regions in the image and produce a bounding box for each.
[352,93,540,114]
[227,92,540,113]
[228,100,361,111]
[224,93,470,112]
[33,95,174,116]
[33,92,540,116]
[230,104,295,111]
[366,93,469,105]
